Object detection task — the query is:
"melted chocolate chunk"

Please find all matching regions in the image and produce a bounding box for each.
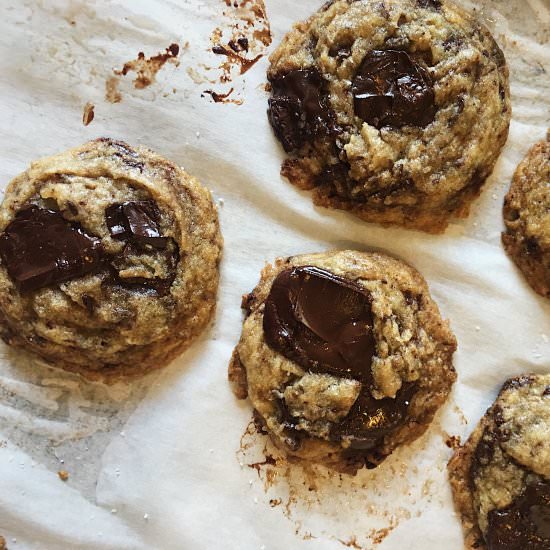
[0,206,103,292]
[106,201,168,249]
[331,383,416,449]
[486,481,550,550]
[263,266,375,379]
[351,50,436,129]
[268,69,338,152]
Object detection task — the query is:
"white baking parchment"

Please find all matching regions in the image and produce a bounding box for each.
[0,1,549,549]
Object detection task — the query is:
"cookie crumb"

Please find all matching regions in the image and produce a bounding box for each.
[58,470,69,481]
[0,535,6,550]
[82,102,95,126]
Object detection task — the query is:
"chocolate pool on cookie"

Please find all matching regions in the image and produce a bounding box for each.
[0,139,222,380]
[267,0,511,233]
[229,251,457,472]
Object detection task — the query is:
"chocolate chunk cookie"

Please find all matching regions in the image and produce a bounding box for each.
[448,374,550,550]
[267,0,510,233]
[502,134,550,298]
[0,139,222,380]
[229,251,457,472]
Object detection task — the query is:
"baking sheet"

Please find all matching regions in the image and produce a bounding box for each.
[0,0,549,548]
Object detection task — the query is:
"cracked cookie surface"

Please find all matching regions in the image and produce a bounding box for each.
[448,374,550,550]
[229,250,456,472]
[0,139,222,380]
[267,0,511,233]
[502,134,550,299]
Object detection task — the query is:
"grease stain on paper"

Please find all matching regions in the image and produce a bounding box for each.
[236,418,436,549]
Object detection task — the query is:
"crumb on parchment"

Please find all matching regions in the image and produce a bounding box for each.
[82,102,94,126]
[58,470,69,481]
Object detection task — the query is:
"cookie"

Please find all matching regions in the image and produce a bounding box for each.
[267,0,510,233]
[0,138,222,380]
[448,374,550,550]
[502,134,550,298]
[229,250,457,472]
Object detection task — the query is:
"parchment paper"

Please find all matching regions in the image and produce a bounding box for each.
[0,1,549,549]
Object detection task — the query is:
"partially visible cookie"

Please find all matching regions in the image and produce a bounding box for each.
[448,374,550,549]
[229,250,457,472]
[0,139,222,380]
[502,134,550,298]
[267,0,511,233]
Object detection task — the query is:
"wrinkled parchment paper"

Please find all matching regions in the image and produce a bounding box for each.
[0,1,549,548]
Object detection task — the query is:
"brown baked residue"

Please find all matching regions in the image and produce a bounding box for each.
[445,435,462,450]
[0,535,6,550]
[236,417,425,548]
[211,44,263,76]
[203,87,243,105]
[116,43,180,89]
[82,102,95,126]
[106,43,181,103]
[338,536,363,549]
[248,454,277,477]
[201,0,272,103]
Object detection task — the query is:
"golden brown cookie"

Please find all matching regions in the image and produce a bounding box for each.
[0,139,222,380]
[267,0,511,233]
[502,134,550,298]
[229,250,457,472]
[448,374,550,550]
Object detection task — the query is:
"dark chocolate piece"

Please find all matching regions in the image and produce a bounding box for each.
[263,266,375,379]
[351,50,436,129]
[105,201,168,249]
[486,481,550,550]
[332,383,416,449]
[268,69,338,152]
[0,206,103,292]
